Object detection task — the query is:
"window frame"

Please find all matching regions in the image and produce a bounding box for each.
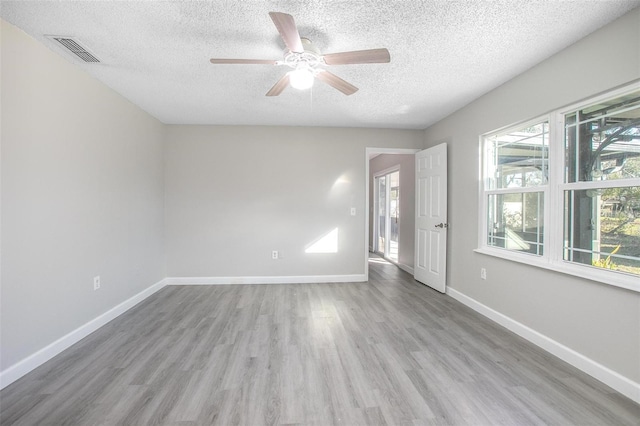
[477,83,640,293]
[478,115,551,259]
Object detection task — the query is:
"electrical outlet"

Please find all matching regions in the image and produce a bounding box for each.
[272,250,278,260]
[93,276,101,290]
[480,268,487,280]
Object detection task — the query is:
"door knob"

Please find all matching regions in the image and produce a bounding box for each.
[435,223,448,228]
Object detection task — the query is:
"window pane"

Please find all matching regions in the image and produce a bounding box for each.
[485,121,549,190]
[487,192,544,255]
[564,188,640,276]
[565,90,640,183]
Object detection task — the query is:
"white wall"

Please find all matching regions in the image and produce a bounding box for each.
[1,20,166,371]
[423,9,640,385]
[369,154,415,270]
[165,126,423,279]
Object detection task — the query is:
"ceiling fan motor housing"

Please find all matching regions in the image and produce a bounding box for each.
[283,38,323,73]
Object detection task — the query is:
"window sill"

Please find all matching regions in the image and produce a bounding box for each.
[473,247,640,293]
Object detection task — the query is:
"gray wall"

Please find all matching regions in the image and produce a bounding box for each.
[1,20,166,370]
[2,7,639,394]
[164,126,423,278]
[423,9,640,382]
[369,154,416,270]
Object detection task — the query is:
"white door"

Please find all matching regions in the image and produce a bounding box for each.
[414,143,448,293]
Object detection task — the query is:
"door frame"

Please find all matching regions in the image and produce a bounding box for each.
[364,147,421,281]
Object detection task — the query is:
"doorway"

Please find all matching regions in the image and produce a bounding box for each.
[365,146,448,292]
[365,148,420,280]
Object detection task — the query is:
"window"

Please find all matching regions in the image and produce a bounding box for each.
[562,90,640,276]
[479,85,640,291]
[483,120,548,255]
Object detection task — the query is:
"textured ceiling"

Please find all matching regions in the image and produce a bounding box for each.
[2,1,639,129]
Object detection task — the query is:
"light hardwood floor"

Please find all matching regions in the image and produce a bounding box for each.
[1,257,639,425]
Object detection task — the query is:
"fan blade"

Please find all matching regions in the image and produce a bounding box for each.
[269,12,304,53]
[323,48,390,65]
[315,70,358,96]
[266,74,290,96]
[210,58,277,65]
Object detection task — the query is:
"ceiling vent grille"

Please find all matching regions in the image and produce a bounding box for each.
[47,36,100,63]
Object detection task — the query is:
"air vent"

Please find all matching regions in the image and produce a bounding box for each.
[46,36,100,63]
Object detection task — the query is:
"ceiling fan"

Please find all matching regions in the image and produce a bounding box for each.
[209,12,390,96]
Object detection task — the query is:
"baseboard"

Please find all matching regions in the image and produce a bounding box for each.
[446,287,640,404]
[0,278,167,390]
[397,263,414,275]
[166,274,367,285]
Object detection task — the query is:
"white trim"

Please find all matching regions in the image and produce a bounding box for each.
[165,274,366,285]
[549,112,565,265]
[368,147,421,155]
[0,278,167,390]
[446,287,640,404]
[474,247,640,292]
[373,164,401,179]
[484,186,548,195]
[396,263,414,275]
[559,179,640,191]
[477,135,486,254]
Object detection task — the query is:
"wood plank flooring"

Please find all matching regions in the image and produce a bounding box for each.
[1,257,639,425]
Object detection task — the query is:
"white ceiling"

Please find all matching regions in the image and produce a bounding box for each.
[2,1,639,129]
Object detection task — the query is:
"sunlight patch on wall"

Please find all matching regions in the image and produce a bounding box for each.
[332,174,350,189]
[305,228,339,254]
[330,173,351,199]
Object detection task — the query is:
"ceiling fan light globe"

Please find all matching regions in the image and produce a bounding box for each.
[289,68,314,90]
